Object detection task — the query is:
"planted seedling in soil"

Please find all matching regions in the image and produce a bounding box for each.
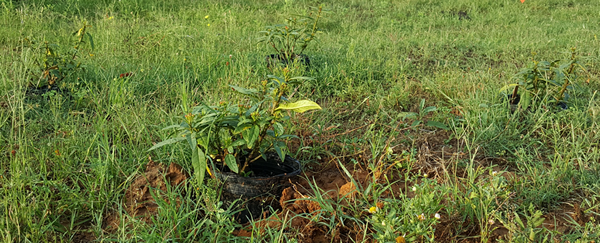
[258,6,325,69]
[24,21,94,91]
[500,48,585,112]
[149,69,321,189]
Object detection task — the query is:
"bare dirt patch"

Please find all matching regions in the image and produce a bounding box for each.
[103,160,188,232]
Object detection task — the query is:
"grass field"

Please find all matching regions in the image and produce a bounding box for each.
[1,0,600,242]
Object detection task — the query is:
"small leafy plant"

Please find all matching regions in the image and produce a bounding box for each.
[25,21,94,89]
[496,204,548,243]
[500,48,584,110]
[398,98,449,130]
[149,71,321,187]
[368,179,445,242]
[258,6,324,66]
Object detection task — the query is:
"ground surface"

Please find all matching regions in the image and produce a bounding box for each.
[1,0,600,242]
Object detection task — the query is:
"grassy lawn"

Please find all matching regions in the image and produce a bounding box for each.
[1,0,599,242]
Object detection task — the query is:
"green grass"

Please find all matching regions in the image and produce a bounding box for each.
[1,0,600,242]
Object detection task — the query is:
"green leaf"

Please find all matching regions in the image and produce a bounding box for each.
[86,33,94,50]
[229,85,259,96]
[411,120,421,127]
[277,134,299,139]
[499,83,519,93]
[191,146,207,188]
[426,121,449,130]
[419,98,426,111]
[147,137,186,151]
[514,212,525,229]
[161,124,183,131]
[231,139,246,147]
[521,91,532,110]
[274,143,286,163]
[243,125,260,149]
[273,122,284,136]
[267,75,285,86]
[422,106,437,114]
[225,154,239,173]
[288,76,314,85]
[234,120,253,134]
[398,112,418,119]
[189,132,206,187]
[275,100,321,113]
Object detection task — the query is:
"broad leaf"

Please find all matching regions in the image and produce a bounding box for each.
[267,75,285,86]
[426,121,449,130]
[229,85,259,96]
[275,100,322,113]
[273,122,284,136]
[190,134,207,188]
[225,154,239,173]
[274,143,286,164]
[147,137,186,151]
[521,91,532,110]
[192,147,207,187]
[231,139,246,147]
[234,120,254,134]
[243,125,260,149]
[398,112,418,119]
[422,106,437,114]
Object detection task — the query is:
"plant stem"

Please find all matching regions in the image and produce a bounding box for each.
[556,49,577,102]
[239,79,286,173]
[510,85,519,105]
[298,6,322,55]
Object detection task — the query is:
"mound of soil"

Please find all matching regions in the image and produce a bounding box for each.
[104,160,188,231]
[233,164,373,243]
[124,161,188,223]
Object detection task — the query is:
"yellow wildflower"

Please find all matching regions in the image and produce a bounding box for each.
[368,206,378,214]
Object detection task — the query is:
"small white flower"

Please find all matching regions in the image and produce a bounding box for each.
[435,213,441,219]
[492,171,498,176]
[423,173,428,178]
[381,221,386,226]
[229,54,232,58]
[412,186,417,192]
[488,219,495,225]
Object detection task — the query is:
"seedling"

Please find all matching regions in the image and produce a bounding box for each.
[500,48,585,111]
[149,72,321,187]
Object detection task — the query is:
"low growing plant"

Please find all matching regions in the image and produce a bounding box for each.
[496,204,549,243]
[500,48,585,111]
[258,6,324,66]
[25,21,94,89]
[368,179,445,242]
[149,71,321,187]
[398,98,449,130]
